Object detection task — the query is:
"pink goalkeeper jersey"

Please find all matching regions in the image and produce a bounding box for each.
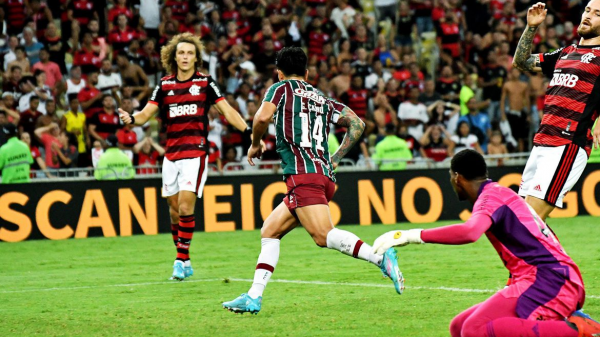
[473,181,583,285]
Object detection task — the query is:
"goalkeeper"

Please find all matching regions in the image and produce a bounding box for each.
[373,149,599,337]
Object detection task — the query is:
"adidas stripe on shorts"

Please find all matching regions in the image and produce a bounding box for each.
[518,144,588,208]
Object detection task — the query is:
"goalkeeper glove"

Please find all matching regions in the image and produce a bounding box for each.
[373,229,424,255]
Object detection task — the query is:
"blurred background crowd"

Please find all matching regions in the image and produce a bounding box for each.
[0,0,596,180]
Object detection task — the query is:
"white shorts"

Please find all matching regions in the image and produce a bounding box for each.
[518,144,588,208]
[162,156,209,198]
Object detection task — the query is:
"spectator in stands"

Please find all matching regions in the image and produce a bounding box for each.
[60,95,88,166]
[398,86,429,141]
[0,92,20,125]
[7,46,30,76]
[365,59,392,90]
[500,68,530,152]
[351,48,372,79]
[36,99,59,127]
[64,65,86,100]
[478,51,507,122]
[222,146,241,171]
[140,39,161,87]
[20,131,53,178]
[31,48,62,89]
[420,124,452,162]
[34,122,61,170]
[98,58,123,95]
[448,120,484,156]
[108,14,138,57]
[54,130,78,170]
[133,136,164,175]
[108,0,133,32]
[33,69,53,114]
[91,140,103,168]
[2,36,19,71]
[78,70,102,118]
[373,123,413,171]
[73,32,102,74]
[330,60,352,98]
[3,65,22,94]
[374,91,399,136]
[419,79,442,107]
[0,123,33,184]
[116,52,149,100]
[94,134,134,180]
[487,130,509,156]
[436,66,460,104]
[67,0,99,28]
[0,110,8,146]
[22,27,44,66]
[88,94,121,146]
[391,1,416,55]
[116,124,138,161]
[341,74,373,133]
[18,95,41,137]
[458,97,491,152]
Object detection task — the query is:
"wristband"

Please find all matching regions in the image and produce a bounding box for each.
[129,114,136,125]
[243,126,252,140]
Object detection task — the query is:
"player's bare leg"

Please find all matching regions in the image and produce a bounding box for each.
[525,195,555,222]
[295,204,404,294]
[223,202,298,314]
[169,191,197,280]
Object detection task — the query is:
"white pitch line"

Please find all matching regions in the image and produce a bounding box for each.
[2,278,599,299]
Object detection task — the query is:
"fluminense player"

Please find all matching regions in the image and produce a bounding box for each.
[513,1,600,221]
[119,33,262,280]
[373,149,599,337]
[222,47,404,314]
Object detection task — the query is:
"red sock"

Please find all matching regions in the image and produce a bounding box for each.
[171,223,178,247]
[176,215,195,261]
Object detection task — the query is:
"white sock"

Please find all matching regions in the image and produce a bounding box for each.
[184,260,191,268]
[326,228,382,266]
[248,238,280,299]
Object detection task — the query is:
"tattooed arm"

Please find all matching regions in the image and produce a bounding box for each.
[512,2,547,72]
[332,107,366,166]
[512,26,542,72]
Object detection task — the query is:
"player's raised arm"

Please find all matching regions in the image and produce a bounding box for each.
[214,99,250,133]
[512,2,546,72]
[331,106,365,167]
[119,103,158,126]
[247,101,276,166]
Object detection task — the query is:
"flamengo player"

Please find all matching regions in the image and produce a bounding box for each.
[513,1,600,221]
[222,47,404,314]
[373,150,600,337]
[119,33,257,280]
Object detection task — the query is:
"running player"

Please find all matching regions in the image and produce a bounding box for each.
[373,149,600,337]
[512,1,600,221]
[119,33,260,280]
[222,47,404,314]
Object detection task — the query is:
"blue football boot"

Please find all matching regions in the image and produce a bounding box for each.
[380,248,405,294]
[222,293,262,314]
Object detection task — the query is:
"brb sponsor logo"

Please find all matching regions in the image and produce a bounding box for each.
[549,73,579,88]
[169,104,198,117]
[294,88,326,104]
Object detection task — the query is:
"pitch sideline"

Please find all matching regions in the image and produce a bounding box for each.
[1,277,599,299]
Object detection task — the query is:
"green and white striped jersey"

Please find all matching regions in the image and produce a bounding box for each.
[263,80,346,181]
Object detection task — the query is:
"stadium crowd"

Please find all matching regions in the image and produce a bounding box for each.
[0,0,596,181]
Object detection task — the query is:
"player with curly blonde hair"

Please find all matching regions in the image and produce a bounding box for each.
[120,33,263,280]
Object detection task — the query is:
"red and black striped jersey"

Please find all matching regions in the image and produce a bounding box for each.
[536,44,600,155]
[149,72,224,161]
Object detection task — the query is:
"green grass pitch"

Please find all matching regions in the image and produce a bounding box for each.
[1,217,599,337]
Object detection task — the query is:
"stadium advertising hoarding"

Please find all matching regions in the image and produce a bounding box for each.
[1,164,599,242]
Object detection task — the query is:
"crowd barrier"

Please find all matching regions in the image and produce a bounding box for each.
[1,164,599,242]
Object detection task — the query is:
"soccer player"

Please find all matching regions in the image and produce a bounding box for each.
[119,33,259,280]
[512,1,600,221]
[222,47,404,314]
[372,149,600,337]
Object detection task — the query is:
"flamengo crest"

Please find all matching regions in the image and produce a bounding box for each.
[581,53,596,64]
[189,85,200,96]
